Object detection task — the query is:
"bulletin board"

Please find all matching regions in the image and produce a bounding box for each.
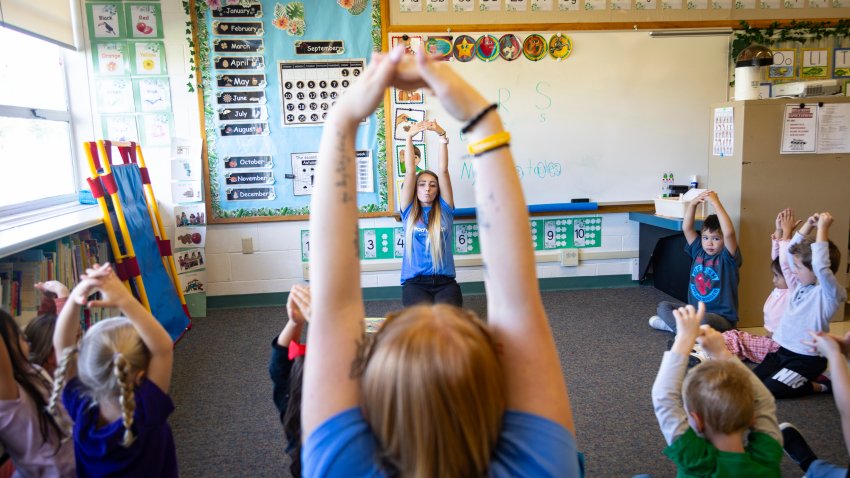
[190,0,389,223]
[386,30,730,210]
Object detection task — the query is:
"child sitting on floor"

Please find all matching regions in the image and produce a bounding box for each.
[718,208,799,364]
[649,191,742,334]
[753,212,846,398]
[652,302,782,476]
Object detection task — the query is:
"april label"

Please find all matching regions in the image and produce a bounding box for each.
[214,56,264,70]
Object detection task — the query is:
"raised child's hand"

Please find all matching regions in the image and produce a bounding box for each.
[697,325,732,361]
[803,331,842,359]
[35,280,70,299]
[286,284,311,325]
[779,208,801,240]
[673,302,705,341]
[706,191,719,203]
[84,265,134,309]
[817,211,833,230]
[405,121,427,139]
[426,119,446,136]
[66,263,113,306]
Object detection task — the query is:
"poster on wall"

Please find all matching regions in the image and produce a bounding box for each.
[194,0,387,221]
[780,104,817,154]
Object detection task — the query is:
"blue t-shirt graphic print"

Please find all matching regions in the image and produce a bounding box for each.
[685,239,743,324]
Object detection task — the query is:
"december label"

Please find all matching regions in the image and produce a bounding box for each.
[225,171,274,185]
[214,39,264,53]
[212,21,263,36]
[214,56,264,70]
[223,155,274,169]
[225,187,276,201]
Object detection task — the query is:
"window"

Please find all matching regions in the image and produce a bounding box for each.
[0,26,78,215]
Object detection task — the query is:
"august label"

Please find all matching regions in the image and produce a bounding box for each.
[220,122,269,136]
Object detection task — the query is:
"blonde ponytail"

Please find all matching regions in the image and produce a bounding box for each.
[113,354,137,447]
[48,346,78,432]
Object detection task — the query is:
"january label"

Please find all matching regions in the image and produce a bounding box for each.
[216,90,266,105]
[225,187,276,201]
[220,122,269,136]
[225,171,274,185]
[211,3,263,17]
[224,156,273,169]
[212,21,264,36]
[214,56,264,70]
[216,74,266,88]
[213,39,264,53]
[294,41,345,55]
[218,106,266,121]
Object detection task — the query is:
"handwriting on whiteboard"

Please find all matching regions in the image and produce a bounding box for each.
[460,158,563,183]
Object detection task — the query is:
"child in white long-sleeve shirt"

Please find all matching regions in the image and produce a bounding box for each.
[754,212,846,398]
[652,302,782,476]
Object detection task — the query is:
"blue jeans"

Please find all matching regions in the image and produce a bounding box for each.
[807,459,847,478]
[657,300,734,333]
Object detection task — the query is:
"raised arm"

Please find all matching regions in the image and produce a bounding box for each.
[807,332,850,457]
[53,267,107,375]
[428,119,454,208]
[398,122,427,212]
[404,53,572,430]
[683,191,708,244]
[707,191,737,255]
[302,48,402,437]
[813,212,847,304]
[777,209,800,290]
[86,265,174,392]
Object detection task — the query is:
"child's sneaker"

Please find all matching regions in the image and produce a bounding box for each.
[780,423,817,472]
[688,349,708,368]
[648,315,673,332]
[814,376,833,394]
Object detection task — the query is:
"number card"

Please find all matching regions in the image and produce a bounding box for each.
[568,216,602,248]
[531,0,554,10]
[393,227,405,258]
[635,0,657,9]
[558,0,580,10]
[426,0,449,11]
[479,0,502,10]
[359,228,395,260]
[453,223,480,255]
[505,0,529,11]
[301,230,310,261]
[400,0,424,12]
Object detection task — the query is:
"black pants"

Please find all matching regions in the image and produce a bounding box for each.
[401,275,463,308]
[754,346,827,399]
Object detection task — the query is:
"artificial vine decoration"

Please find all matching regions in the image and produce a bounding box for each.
[182,0,197,92]
[731,19,850,62]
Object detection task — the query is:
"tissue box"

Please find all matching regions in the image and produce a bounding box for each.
[654,189,707,219]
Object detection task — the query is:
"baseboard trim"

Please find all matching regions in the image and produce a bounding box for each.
[207,275,638,310]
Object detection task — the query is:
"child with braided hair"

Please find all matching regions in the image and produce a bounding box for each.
[48,263,178,477]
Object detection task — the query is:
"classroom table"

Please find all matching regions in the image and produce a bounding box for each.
[629,212,703,303]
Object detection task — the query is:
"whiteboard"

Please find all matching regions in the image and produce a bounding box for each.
[389,31,730,209]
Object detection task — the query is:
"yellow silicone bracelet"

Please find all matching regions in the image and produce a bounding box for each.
[467,131,511,155]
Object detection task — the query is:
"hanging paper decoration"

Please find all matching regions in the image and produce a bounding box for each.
[499,34,522,61]
[453,35,476,62]
[549,34,573,60]
[475,35,500,62]
[273,2,306,36]
[338,0,368,15]
[522,34,547,61]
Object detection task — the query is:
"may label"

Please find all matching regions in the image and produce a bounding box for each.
[215,90,266,104]
[214,56,265,70]
[211,3,263,17]
[220,122,270,136]
[225,171,274,185]
[213,39,264,53]
[218,106,266,121]
[294,41,345,55]
[223,156,273,169]
[225,187,276,201]
[212,21,263,36]
[217,74,266,88]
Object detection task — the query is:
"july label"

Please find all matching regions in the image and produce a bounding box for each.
[214,39,264,53]
[216,90,266,104]
[217,74,266,88]
[223,156,273,169]
[225,187,276,201]
[218,106,266,121]
[212,21,263,36]
[225,171,274,185]
[294,41,344,55]
[220,122,270,136]
[214,56,265,70]
[211,3,263,17]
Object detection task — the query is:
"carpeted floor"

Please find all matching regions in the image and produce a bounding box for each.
[169,285,846,477]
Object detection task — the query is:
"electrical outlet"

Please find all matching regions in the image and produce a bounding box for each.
[631,257,640,280]
[561,248,579,267]
[241,237,254,254]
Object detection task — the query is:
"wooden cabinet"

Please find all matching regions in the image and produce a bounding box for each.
[707,97,850,328]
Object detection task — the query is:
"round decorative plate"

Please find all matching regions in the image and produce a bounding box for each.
[522,34,547,61]
[499,34,522,61]
[549,34,573,60]
[453,35,476,62]
[475,34,500,62]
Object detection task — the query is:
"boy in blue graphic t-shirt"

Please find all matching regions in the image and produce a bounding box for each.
[649,191,743,334]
